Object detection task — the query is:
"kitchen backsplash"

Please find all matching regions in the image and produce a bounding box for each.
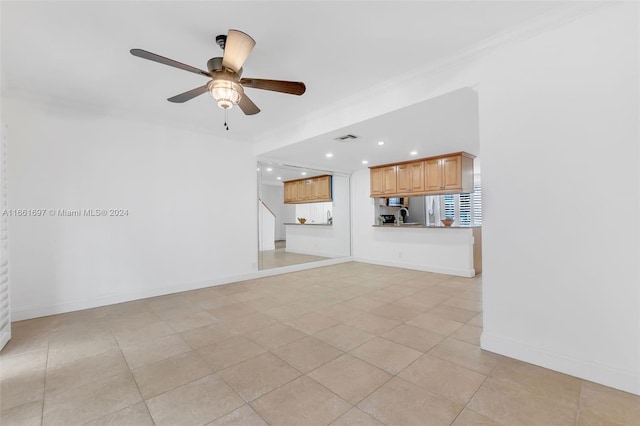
[295,202,332,224]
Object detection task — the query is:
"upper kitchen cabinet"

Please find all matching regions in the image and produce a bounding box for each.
[370,167,384,196]
[370,152,474,197]
[284,180,298,203]
[370,166,397,196]
[313,175,332,200]
[425,153,474,193]
[284,175,333,204]
[383,166,397,194]
[397,161,425,193]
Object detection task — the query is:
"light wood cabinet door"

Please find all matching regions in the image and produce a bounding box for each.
[409,161,425,192]
[383,166,397,194]
[396,164,411,192]
[284,175,332,204]
[442,155,462,190]
[424,159,442,191]
[370,167,384,196]
[284,181,298,203]
[297,180,311,201]
[309,179,319,200]
[369,152,473,198]
[316,176,331,200]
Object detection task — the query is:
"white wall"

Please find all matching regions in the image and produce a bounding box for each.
[351,169,477,277]
[5,97,258,320]
[258,202,275,251]
[0,122,11,350]
[285,175,350,258]
[259,183,286,240]
[479,4,640,394]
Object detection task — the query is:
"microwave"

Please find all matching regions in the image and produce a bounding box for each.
[386,197,405,207]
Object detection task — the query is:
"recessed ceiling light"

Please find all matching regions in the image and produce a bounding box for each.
[377,141,385,146]
[276,176,282,180]
[301,172,307,176]
[362,160,368,164]
[326,153,333,158]
[410,151,418,156]
[266,167,273,171]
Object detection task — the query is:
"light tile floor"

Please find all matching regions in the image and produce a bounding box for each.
[1,262,639,425]
[259,247,330,270]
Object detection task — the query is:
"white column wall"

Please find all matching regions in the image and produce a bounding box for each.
[479,4,640,394]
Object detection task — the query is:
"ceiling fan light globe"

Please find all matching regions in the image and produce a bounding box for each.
[207,80,244,110]
[217,99,234,109]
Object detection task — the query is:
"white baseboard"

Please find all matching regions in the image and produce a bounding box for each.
[284,248,349,258]
[481,332,640,396]
[352,256,476,278]
[11,257,353,322]
[0,328,11,351]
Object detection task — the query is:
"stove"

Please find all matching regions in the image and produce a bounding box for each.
[380,214,396,224]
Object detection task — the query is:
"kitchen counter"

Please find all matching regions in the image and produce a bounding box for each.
[373,224,481,229]
[284,223,332,226]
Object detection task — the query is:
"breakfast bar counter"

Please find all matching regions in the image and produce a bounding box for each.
[283,223,332,226]
[372,224,481,229]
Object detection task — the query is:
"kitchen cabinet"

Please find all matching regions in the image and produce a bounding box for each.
[424,158,443,192]
[397,161,425,193]
[297,180,310,201]
[370,166,397,196]
[396,164,411,192]
[284,175,332,204]
[370,167,384,195]
[383,166,397,194]
[370,152,474,198]
[425,154,473,193]
[284,180,298,203]
[314,175,331,200]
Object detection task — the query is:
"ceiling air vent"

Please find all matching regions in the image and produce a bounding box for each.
[334,134,359,141]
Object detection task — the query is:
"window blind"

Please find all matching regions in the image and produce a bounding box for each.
[459,193,472,225]
[473,184,482,225]
[443,195,455,219]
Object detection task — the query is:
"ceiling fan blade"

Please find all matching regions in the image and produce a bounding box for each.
[238,93,260,115]
[130,49,211,77]
[167,85,209,103]
[222,30,256,73]
[240,78,306,95]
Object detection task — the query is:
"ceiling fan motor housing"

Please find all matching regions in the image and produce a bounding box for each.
[207,57,223,72]
[207,57,243,77]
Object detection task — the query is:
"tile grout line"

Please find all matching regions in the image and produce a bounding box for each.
[455,373,493,425]
[573,380,585,426]
[40,343,50,425]
[115,332,156,425]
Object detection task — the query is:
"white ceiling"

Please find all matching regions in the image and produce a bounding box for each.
[261,87,479,174]
[2,1,578,171]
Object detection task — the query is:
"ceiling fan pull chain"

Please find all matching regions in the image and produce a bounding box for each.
[224,109,229,131]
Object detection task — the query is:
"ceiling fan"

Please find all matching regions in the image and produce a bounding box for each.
[130,30,306,118]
